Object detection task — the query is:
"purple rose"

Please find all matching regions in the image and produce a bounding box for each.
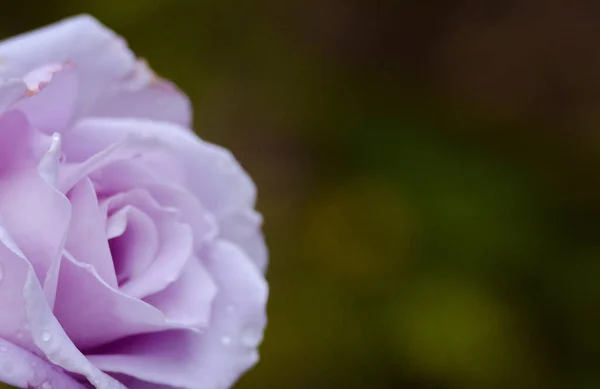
[0,15,268,389]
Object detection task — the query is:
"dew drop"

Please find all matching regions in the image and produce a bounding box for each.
[221,336,232,346]
[41,330,51,342]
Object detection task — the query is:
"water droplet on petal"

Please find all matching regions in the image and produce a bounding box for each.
[41,330,51,342]
[41,381,52,389]
[221,336,232,346]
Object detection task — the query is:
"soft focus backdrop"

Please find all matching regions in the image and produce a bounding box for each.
[2,1,600,388]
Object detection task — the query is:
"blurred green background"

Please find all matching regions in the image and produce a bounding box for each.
[2,1,600,388]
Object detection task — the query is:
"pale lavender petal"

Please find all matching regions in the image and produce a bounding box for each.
[63,118,267,269]
[72,159,218,251]
[111,375,179,389]
[0,171,71,309]
[101,188,192,298]
[91,59,191,128]
[144,256,216,329]
[0,79,27,112]
[0,15,191,126]
[0,338,86,389]
[88,241,268,389]
[148,183,219,250]
[0,15,133,79]
[119,220,193,299]
[14,64,78,134]
[65,178,118,287]
[60,132,179,194]
[0,111,71,308]
[107,206,158,284]
[23,269,127,389]
[0,229,32,350]
[219,208,268,273]
[0,110,36,173]
[37,133,62,188]
[53,253,191,351]
[22,63,64,91]
[0,224,124,389]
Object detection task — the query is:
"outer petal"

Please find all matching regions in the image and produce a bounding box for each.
[63,118,267,270]
[0,223,34,350]
[23,269,127,389]
[90,59,191,128]
[0,225,123,389]
[14,64,79,134]
[60,131,181,194]
[0,15,133,80]
[0,79,27,113]
[0,109,36,174]
[0,15,191,126]
[0,110,71,308]
[0,338,85,389]
[87,241,268,389]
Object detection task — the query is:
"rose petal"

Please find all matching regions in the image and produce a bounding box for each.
[65,178,118,287]
[87,241,268,389]
[0,338,86,389]
[0,15,133,80]
[148,183,219,250]
[0,79,27,112]
[91,59,191,128]
[0,15,191,126]
[0,110,71,308]
[0,227,32,350]
[107,206,158,285]
[0,110,36,174]
[37,133,62,188]
[23,268,127,389]
[14,64,79,135]
[60,132,178,194]
[62,118,267,269]
[101,188,192,298]
[70,159,218,252]
[119,220,193,299]
[53,252,192,351]
[143,256,216,329]
[0,223,124,389]
[110,375,179,389]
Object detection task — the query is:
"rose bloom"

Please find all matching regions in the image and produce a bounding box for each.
[0,15,268,389]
